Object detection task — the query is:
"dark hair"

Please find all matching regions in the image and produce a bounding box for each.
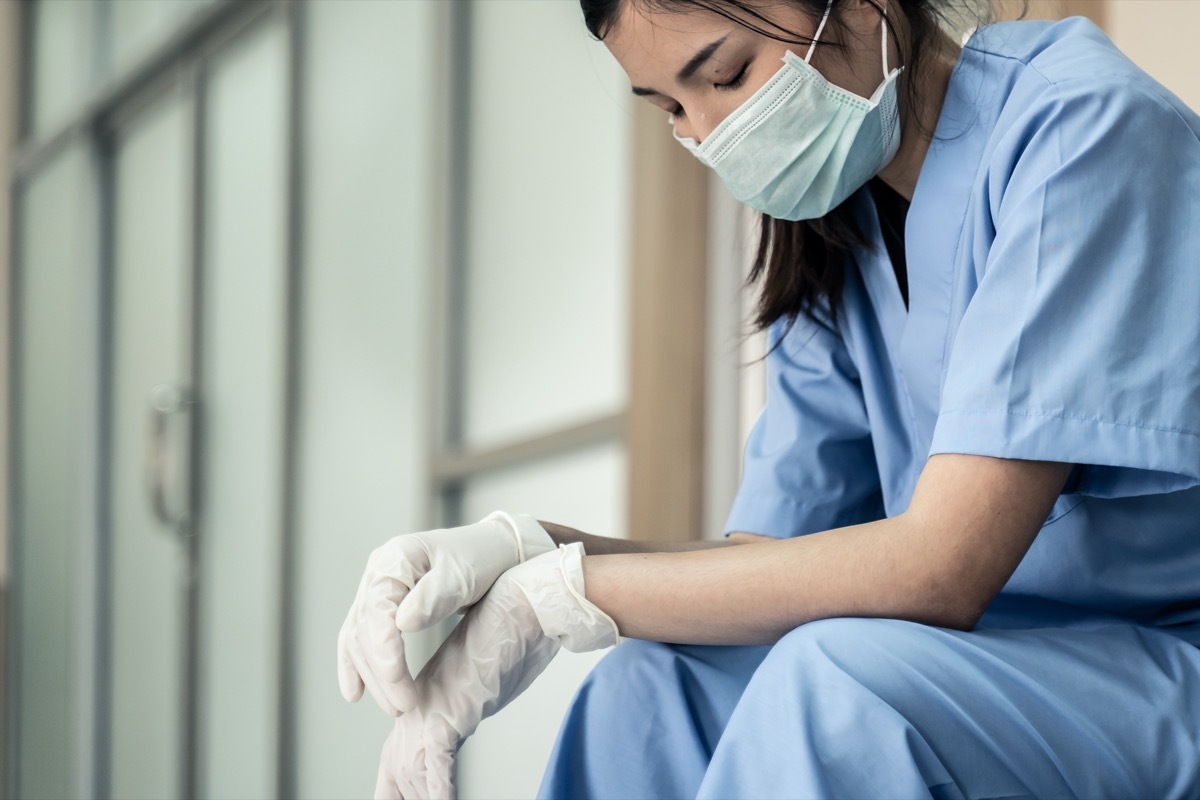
[580,0,967,331]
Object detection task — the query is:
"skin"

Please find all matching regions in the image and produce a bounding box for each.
[540,0,1074,644]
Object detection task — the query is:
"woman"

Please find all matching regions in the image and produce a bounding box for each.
[338,0,1200,796]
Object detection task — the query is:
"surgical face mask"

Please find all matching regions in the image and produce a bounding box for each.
[674,0,902,221]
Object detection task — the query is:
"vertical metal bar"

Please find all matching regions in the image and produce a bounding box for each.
[71,122,102,800]
[6,1,31,793]
[16,0,33,145]
[433,0,473,528]
[183,60,207,800]
[4,176,23,800]
[92,122,117,800]
[276,1,305,795]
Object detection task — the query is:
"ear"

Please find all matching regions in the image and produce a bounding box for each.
[836,0,892,48]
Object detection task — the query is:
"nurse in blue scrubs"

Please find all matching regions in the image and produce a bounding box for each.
[344,0,1200,796]
[534,0,1200,796]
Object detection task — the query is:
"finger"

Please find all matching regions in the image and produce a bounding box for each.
[341,553,388,703]
[336,620,365,703]
[348,634,408,716]
[368,535,431,590]
[366,579,413,679]
[362,587,419,711]
[394,573,466,632]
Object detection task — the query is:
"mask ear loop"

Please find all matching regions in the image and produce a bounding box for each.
[804,0,835,64]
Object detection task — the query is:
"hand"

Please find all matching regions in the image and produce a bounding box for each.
[338,512,555,716]
[374,543,619,799]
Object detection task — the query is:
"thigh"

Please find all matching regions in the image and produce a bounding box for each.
[698,618,1200,799]
[538,639,771,800]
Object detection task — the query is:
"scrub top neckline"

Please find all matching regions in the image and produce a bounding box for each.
[865,34,1004,457]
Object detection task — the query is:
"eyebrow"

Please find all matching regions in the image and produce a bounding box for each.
[630,34,730,98]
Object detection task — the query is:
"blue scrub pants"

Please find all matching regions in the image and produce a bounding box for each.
[538,618,1200,798]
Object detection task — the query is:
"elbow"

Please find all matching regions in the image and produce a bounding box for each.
[918,586,991,632]
[932,603,985,632]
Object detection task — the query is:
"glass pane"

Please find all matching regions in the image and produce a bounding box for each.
[29,0,98,136]
[292,1,439,796]
[460,0,631,448]
[15,146,91,800]
[109,0,209,78]
[456,441,626,800]
[198,20,287,800]
[109,91,192,800]
[458,441,627,537]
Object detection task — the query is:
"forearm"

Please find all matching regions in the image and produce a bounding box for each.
[539,520,738,555]
[579,456,1071,646]
[581,515,951,645]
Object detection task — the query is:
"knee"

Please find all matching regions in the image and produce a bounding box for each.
[758,617,937,690]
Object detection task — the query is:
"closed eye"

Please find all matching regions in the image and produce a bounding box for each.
[715,62,750,91]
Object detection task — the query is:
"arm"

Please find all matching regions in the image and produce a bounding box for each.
[583,454,1072,645]
[372,455,1067,795]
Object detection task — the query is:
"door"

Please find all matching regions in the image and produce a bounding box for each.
[104,14,289,800]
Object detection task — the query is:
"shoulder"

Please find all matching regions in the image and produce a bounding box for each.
[956,21,1200,222]
[967,17,1141,83]
[969,19,1200,166]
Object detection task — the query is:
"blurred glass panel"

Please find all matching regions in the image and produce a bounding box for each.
[456,440,626,799]
[198,19,287,800]
[29,0,98,136]
[109,91,192,800]
[293,2,438,796]
[110,0,209,77]
[458,440,627,536]
[461,0,631,447]
[15,146,90,800]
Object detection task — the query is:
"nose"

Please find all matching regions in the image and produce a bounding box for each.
[670,113,714,146]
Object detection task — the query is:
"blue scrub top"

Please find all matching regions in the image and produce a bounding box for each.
[725,18,1200,643]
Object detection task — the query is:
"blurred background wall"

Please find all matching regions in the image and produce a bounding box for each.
[2,1,1197,799]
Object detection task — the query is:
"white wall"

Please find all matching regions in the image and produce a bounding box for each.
[1105,0,1200,112]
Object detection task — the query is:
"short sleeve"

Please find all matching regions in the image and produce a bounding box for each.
[931,78,1200,497]
[725,313,885,538]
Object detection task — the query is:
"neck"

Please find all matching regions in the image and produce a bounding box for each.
[876,26,960,201]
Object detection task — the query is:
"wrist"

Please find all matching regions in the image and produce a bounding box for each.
[519,544,619,652]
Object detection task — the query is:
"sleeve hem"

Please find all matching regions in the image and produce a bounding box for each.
[931,408,1200,495]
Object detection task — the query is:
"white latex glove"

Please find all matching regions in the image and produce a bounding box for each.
[373,543,619,800]
[337,512,555,715]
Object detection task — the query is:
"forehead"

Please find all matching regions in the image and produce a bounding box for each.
[603,2,738,77]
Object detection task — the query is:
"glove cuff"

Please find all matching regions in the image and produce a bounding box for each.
[483,511,556,563]
[540,543,620,653]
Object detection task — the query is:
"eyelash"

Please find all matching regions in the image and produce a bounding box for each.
[717,62,751,92]
[671,62,750,118]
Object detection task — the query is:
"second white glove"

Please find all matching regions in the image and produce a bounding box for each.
[338,512,555,716]
[374,542,619,800]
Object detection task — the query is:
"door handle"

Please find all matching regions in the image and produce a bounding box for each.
[148,382,195,531]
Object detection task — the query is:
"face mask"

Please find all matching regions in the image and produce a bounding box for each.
[674,0,902,221]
